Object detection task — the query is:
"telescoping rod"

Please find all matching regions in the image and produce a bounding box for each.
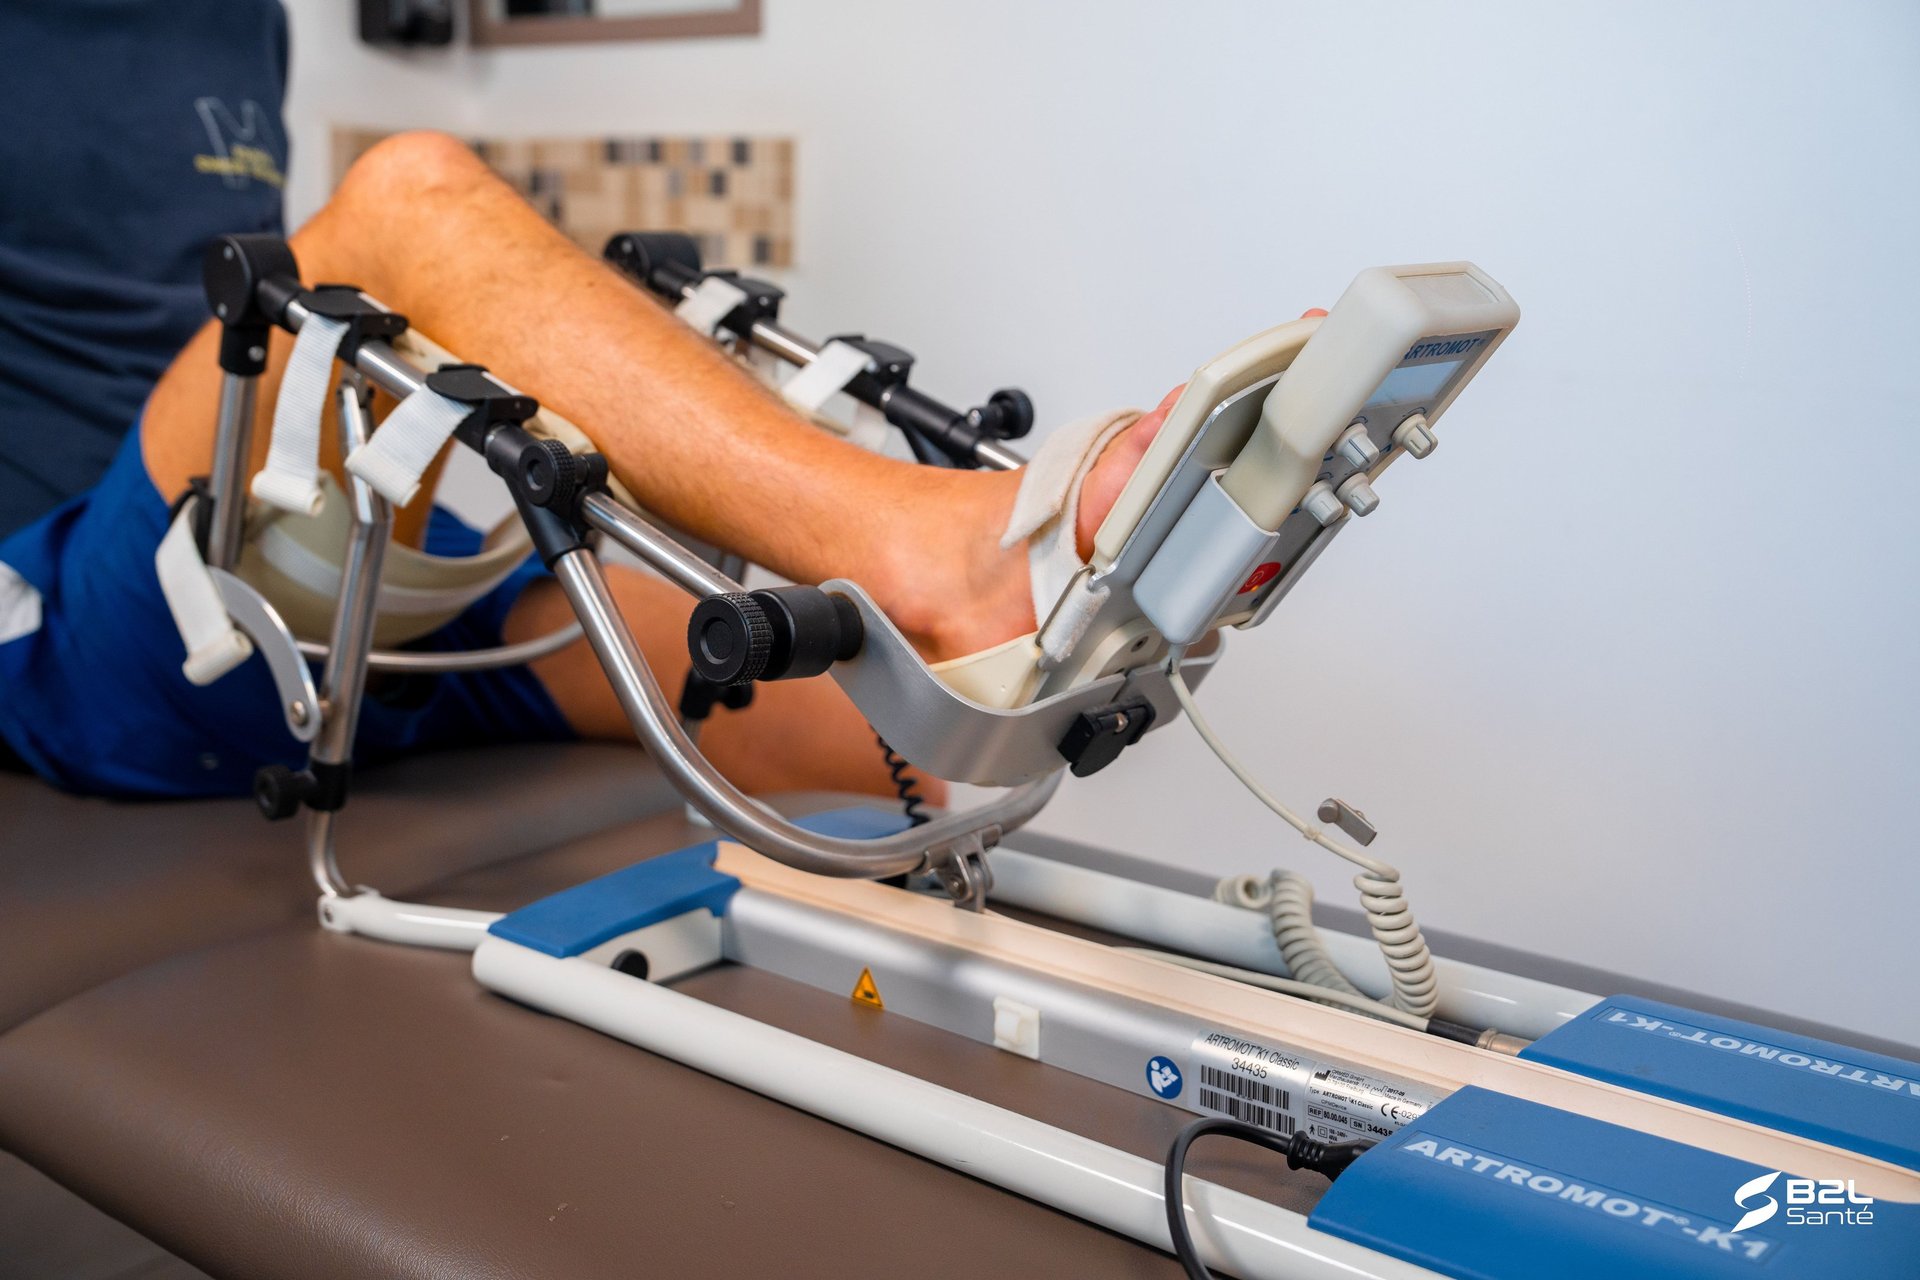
[206,371,260,569]
[629,264,1027,473]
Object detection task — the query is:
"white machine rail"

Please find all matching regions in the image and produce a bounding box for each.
[175,231,1920,1280]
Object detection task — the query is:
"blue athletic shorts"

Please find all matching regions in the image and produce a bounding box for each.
[0,423,575,798]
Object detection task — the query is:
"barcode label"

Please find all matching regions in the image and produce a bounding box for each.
[1196,1064,1297,1134]
[1188,1028,1438,1144]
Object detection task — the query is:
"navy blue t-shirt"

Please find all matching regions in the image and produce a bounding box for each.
[0,0,289,537]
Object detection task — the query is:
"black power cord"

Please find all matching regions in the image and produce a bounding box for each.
[874,733,929,826]
[1164,1117,1374,1280]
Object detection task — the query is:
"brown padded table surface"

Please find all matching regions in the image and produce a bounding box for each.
[0,799,1321,1279]
[0,743,675,1033]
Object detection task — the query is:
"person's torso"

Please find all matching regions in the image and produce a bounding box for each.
[0,0,289,536]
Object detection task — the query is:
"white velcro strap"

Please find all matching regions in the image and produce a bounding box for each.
[252,314,350,515]
[675,276,749,335]
[155,503,253,685]
[780,339,874,413]
[999,408,1140,637]
[343,385,472,507]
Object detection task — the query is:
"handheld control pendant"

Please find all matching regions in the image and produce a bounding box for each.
[1010,263,1519,701]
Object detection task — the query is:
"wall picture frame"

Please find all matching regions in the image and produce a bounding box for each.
[468,0,760,47]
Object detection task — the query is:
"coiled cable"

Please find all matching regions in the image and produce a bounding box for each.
[875,732,930,827]
[1166,659,1438,1021]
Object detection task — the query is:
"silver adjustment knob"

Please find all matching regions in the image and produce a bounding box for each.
[1301,480,1346,527]
[1336,473,1379,516]
[1335,423,1381,471]
[1392,412,1437,459]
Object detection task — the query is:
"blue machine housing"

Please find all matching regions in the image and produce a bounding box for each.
[1310,1087,1920,1279]
[489,815,1920,1277]
[486,807,912,958]
[1520,995,1920,1173]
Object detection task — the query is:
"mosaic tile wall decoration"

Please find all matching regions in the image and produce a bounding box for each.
[332,128,795,268]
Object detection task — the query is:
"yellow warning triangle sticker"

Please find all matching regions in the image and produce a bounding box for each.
[850,966,884,1010]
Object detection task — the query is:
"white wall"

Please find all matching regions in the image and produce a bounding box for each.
[281,0,1920,1045]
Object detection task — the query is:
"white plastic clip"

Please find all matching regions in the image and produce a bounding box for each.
[991,996,1041,1060]
[251,313,350,516]
[155,503,253,685]
[343,385,473,508]
[0,560,43,646]
[675,276,749,336]
[780,339,874,414]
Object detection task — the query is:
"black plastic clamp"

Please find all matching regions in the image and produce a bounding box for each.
[601,233,782,335]
[415,363,604,564]
[482,428,611,567]
[836,335,1032,464]
[703,269,786,338]
[678,670,756,723]
[1056,697,1157,777]
[826,333,916,399]
[604,231,704,298]
[203,233,303,375]
[298,284,410,361]
[425,363,539,449]
[687,586,864,686]
[253,759,351,821]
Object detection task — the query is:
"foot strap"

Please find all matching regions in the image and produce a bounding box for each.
[1000,407,1139,662]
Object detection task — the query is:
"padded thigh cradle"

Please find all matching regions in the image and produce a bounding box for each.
[0,424,574,799]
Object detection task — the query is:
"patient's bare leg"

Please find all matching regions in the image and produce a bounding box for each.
[138,132,1165,795]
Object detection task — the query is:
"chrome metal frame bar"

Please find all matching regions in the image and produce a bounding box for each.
[306,371,391,897]
[225,290,1062,898]
[552,549,1060,881]
[206,371,260,569]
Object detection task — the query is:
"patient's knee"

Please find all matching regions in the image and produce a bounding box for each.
[336,130,488,208]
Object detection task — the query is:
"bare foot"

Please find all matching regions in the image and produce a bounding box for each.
[882,386,1183,663]
[883,309,1327,664]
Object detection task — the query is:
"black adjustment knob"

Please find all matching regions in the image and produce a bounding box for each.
[975,387,1035,440]
[751,586,864,680]
[688,593,775,686]
[253,764,313,821]
[519,438,579,508]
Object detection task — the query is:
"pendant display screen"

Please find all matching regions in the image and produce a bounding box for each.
[1367,358,1463,408]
